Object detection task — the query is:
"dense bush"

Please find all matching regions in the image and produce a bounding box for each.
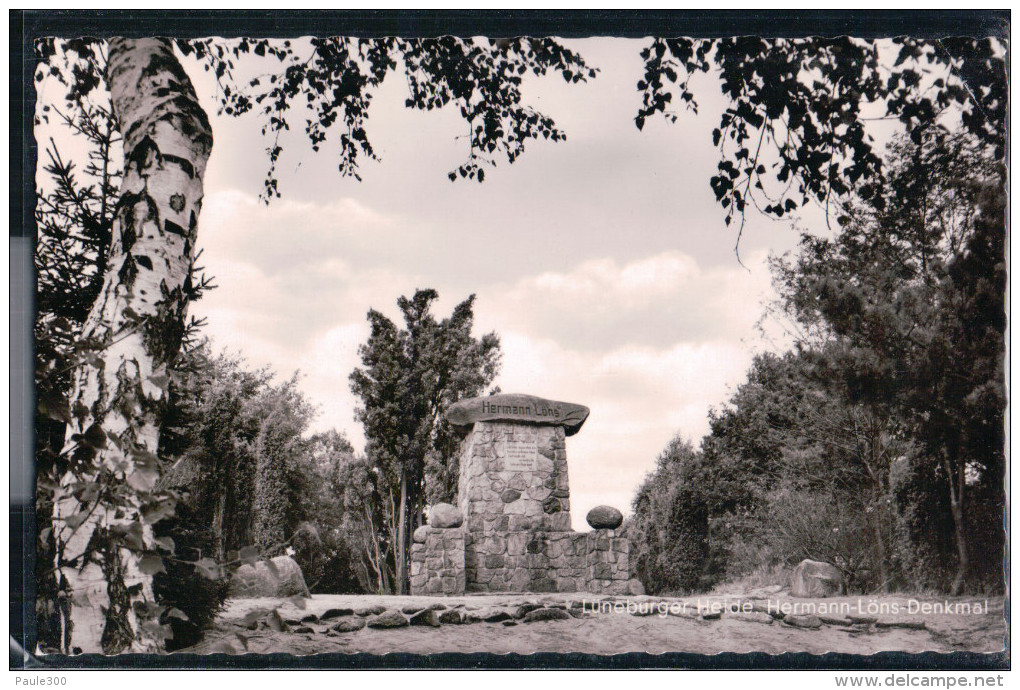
[629,437,711,593]
[151,502,230,651]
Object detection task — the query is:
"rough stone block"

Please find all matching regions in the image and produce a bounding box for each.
[503,499,528,515]
[529,487,551,502]
[548,513,572,531]
[531,577,557,593]
[465,550,484,569]
[526,553,549,569]
[501,489,522,503]
[482,534,506,554]
[507,533,527,556]
[510,568,531,590]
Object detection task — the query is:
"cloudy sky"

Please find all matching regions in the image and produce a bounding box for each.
[45,38,828,527]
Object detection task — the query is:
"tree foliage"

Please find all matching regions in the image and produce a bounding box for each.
[350,289,500,592]
[331,451,393,594]
[178,36,596,198]
[636,36,1006,235]
[629,437,710,594]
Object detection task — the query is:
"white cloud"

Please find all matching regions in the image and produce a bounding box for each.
[478,248,776,351]
[198,189,425,278]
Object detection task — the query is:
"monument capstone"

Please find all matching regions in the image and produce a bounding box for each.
[410,393,632,595]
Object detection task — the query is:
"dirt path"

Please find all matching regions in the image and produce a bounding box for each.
[181,591,1006,657]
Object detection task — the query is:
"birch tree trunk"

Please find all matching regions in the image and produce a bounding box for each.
[53,37,212,654]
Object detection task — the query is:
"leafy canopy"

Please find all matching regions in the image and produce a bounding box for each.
[635,36,1006,236]
[178,36,597,198]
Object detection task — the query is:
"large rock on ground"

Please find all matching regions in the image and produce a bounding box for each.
[228,555,309,598]
[409,609,441,627]
[790,559,843,598]
[730,612,774,625]
[784,614,823,629]
[586,505,624,529]
[320,607,354,620]
[367,611,409,629]
[439,609,464,624]
[523,607,571,623]
[429,503,464,529]
[331,617,366,633]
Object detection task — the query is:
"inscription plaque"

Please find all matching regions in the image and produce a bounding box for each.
[500,439,538,472]
[447,393,590,436]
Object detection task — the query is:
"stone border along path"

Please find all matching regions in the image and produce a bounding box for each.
[248,595,932,635]
[185,593,1005,655]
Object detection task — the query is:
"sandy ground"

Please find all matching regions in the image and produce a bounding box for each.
[179,589,1006,656]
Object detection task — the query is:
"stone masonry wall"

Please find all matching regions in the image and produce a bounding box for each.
[410,528,465,595]
[457,422,571,533]
[412,417,631,595]
[586,528,630,594]
[463,528,630,594]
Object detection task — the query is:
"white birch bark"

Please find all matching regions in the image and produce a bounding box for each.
[53,37,212,654]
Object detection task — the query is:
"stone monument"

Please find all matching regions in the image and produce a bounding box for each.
[410,393,631,595]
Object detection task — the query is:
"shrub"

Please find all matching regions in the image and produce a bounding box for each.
[152,502,230,651]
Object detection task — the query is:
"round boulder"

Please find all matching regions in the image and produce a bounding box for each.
[429,503,463,529]
[791,559,843,598]
[412,525,429,543]
[586,505,624,530]
[228,555,309,598]
[627,578,646,596]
